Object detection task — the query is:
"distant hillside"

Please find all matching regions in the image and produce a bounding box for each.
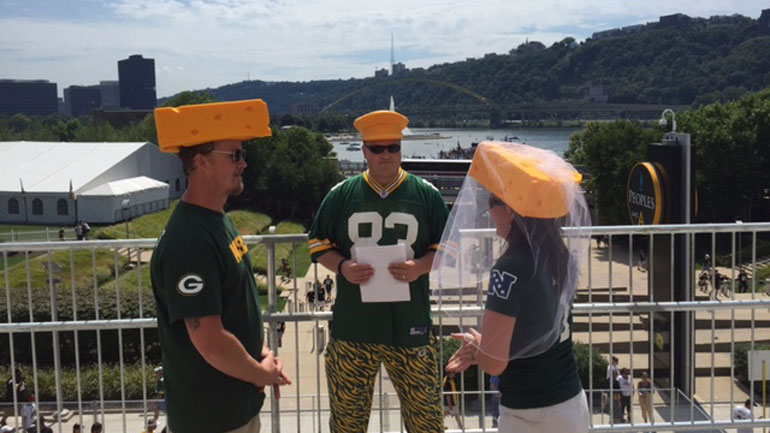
[165,10,770,114]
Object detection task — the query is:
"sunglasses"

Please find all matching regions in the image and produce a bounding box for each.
[365,144,401,154]
[209,149,246,163]
[488,195,506,209]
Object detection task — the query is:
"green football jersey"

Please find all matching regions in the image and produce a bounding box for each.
[309,168,449,347]
[151,202,265,433]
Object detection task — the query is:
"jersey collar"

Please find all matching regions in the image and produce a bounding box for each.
[363,167,408,199]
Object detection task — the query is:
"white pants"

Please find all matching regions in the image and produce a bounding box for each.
[498,390,589,433]
[169,414,260,433]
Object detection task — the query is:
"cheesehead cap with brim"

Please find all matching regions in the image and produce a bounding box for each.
[353,110,408,142]
[469,141,582,218]
[154,99,272,154]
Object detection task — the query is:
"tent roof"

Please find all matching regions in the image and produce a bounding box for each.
[0,141,152,193]
[79,176,169,196]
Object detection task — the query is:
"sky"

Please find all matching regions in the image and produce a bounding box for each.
[1,0,767,99]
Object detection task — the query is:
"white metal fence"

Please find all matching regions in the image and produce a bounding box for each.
[2,223,770,433]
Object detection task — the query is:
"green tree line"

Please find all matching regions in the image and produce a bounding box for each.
[566,86,770,224]
[160,13,770,114]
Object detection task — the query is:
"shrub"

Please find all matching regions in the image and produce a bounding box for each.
[574,341,609,390]
[0,363,159,401]
[734,342,770,392]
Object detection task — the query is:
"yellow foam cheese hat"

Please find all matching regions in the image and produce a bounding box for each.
[469,141,582,218]
[353,110,408,142]
[154,99,272,153]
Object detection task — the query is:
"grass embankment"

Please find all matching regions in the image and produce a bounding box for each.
[1,203,304,311]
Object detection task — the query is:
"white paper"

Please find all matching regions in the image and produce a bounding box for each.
[354,244,411,303]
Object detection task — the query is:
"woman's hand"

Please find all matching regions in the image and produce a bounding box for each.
[446,328,482,373]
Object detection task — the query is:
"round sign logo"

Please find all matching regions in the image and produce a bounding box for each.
[177,274,204,295]
[627,162,665,225]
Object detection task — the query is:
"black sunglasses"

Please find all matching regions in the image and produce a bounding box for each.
[488,195,506,209]
[365,144,401,154]
[209,148,246,162]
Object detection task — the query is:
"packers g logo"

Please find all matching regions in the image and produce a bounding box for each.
[177,274,204,296]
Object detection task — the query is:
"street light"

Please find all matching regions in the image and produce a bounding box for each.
[121,199,131,239]
[122,199,131,262]
[659,108,677,132]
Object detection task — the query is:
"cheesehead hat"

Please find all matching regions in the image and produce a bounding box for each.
[469,141,582,218]
[353,110,408,141]
[154,99,271,154]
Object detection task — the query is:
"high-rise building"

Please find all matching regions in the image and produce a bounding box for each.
[100,80,121,109]
[64,85,102,117]
[0,79,58,116]
[118,54,156,109]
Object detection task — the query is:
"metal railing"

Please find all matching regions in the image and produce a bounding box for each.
[1,223,770,433]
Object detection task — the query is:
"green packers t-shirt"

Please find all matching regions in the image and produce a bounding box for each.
[151,202,265,433]
[308,168,449,347]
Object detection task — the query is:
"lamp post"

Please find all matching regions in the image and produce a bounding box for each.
[657,108,695,396]
[121,199,131,238]
[122,199,130,261]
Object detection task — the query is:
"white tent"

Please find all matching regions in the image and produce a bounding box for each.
[0,141,183,225]
[78,176,170,224]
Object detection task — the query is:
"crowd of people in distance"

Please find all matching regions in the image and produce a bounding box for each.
[3,369,164,433]
[437,142,476,159]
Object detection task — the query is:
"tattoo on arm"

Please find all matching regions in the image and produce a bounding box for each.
[185,317,201,331]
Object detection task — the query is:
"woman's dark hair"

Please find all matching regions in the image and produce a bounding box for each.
[503,209,571,289]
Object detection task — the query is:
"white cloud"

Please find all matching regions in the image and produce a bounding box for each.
[1,0,767,97]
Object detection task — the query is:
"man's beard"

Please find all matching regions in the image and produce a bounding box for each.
[228,177,245,196]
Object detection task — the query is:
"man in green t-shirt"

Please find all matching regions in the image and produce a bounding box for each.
[151,100,291,433]
[308,110,448,432]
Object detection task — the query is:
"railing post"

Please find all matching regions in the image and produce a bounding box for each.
[266,240,280,433]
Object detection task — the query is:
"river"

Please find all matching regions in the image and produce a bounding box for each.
[331,127,581,162]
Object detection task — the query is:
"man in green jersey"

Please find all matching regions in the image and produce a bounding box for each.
[151,100,290,433]
[308,110,448,432]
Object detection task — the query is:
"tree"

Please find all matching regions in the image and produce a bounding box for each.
[680,87,770,221]
[162,90,216,107]
[229,127,341,221]
[260,127,341,219]
[565,121,660,224]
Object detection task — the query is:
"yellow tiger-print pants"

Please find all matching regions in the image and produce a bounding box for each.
[325,337,444,433]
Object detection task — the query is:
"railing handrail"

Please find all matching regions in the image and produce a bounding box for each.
[4,221,770,252]
[0,233,310,252]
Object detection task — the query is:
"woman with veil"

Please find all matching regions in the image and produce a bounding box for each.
[434,141,591,432]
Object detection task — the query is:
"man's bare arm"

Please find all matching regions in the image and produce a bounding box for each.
[185,315,289,387]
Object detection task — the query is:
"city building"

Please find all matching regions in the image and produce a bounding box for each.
[392,62,406,75]
[587,84,611,103]
[0,79,58,116]
[118,54,157,110]
[100,80,121,109]
[290,102,320,115]
[759,9,770,33]
[659,13,691,26]
[374,68,389,78]
[64,85,102,117]
[0,141,184,225]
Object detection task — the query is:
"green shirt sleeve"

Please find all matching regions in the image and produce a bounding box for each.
[159,237,224,324]
[308,181,343,261]
[427,181,449,250]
